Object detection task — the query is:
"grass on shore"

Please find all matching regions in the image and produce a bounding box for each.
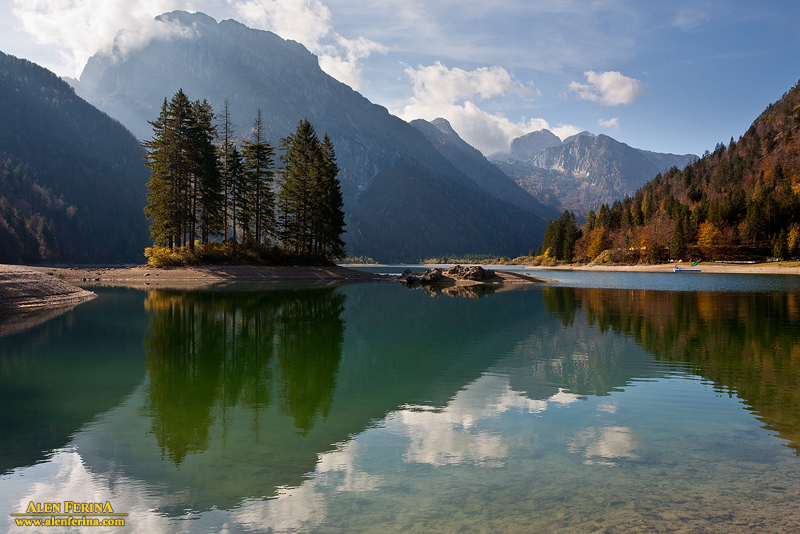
[144,243,337,268]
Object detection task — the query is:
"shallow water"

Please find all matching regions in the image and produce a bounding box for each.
[2,276,800,532]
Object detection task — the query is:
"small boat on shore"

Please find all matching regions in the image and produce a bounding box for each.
[674,260,701,272]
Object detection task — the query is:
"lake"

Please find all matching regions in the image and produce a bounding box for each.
[2,270,800,532]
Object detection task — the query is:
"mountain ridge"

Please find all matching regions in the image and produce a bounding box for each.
[491,129,696,215]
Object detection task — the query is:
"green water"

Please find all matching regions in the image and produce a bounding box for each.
[2,280,800,532]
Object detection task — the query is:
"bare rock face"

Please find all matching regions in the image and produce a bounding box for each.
[444,265,495,281]
[399,268,444,285]
[399,265,494,285]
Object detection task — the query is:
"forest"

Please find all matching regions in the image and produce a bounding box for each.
[0,51,149,264]
[540,79,800,264]
[143,90,346,266]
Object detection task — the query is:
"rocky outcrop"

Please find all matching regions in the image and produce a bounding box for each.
[399,265,496,285]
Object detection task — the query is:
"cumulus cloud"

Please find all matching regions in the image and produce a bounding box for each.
[569,70,645,106]
[228,0,385,89]
[10,0,193,77]
[597,117,620,130]
[396,61,555,155]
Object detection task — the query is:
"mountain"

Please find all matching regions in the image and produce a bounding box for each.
[410,118,560,221]
[491,130,696,216]
[0,51,149,263]
[73,11,545,261]
[490,129,562,161]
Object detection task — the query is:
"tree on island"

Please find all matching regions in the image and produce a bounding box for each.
[142,90,346,264]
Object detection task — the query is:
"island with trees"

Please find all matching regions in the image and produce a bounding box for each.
[142,89,346,267]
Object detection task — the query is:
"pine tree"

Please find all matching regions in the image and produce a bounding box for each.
[191,99,222,246]
[241,109,276,246]
[218,99,235,241]
[318,134,346,258]
[278,120,346,260]
[229,146,247,244]
[142,90,195,249]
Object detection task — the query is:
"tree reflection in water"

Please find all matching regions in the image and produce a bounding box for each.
[142,288,345,464]
[542,286,800,454]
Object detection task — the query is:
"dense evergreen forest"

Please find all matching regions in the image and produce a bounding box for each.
[0,51,149,263]
[143,90,346,265]
[541,80,800,264]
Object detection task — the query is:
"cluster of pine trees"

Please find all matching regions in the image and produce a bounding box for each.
[541,79,800,264]
[143,90,345,263]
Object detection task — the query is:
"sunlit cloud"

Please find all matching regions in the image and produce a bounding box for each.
[10,0,191,77]
[551,124,584,141]
[228,0,386,89]
[396,61,557,155]
[569,70,645,106]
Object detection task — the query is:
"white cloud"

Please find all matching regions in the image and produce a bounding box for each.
[10,0,191,77]
[405,61,528,105]
[551,124,584,141]
[228,0,332,48]
[598,117,620,130]
[317,35,387,89]
[396,61,554,155]
[569,70,645,106]
[228,0,385,89]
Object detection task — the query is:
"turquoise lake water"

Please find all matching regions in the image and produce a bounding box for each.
[2,271,800,532]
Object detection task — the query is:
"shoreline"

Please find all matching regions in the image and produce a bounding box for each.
[341,261,800,275]
[4,260,800,315]
[526,261,800,275]
[0,264,97,313]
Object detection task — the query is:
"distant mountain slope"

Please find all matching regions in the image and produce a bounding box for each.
[410,118,560,221]
[491,129,562,161]
[0,51,149,263]
[74,11,545,261]
[491,130,696,216]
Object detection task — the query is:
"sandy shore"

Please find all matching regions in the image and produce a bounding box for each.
[0,264,96,312]
[27,264,386,288]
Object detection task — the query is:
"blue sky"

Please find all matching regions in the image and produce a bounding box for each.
[1,0,798,156]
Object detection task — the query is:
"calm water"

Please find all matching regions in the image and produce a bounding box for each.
[2,274,800,532]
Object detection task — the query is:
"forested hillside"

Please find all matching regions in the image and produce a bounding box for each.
[0,51,149,263]
[561,80,800,263]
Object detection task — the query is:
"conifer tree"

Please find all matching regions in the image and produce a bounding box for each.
[241,109,276,245]
[229,146,247,244]
[278,119,346,259]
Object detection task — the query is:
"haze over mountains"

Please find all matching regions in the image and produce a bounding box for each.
[492,130,696,216]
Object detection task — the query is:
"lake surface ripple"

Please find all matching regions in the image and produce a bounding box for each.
[2,274,800,532]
